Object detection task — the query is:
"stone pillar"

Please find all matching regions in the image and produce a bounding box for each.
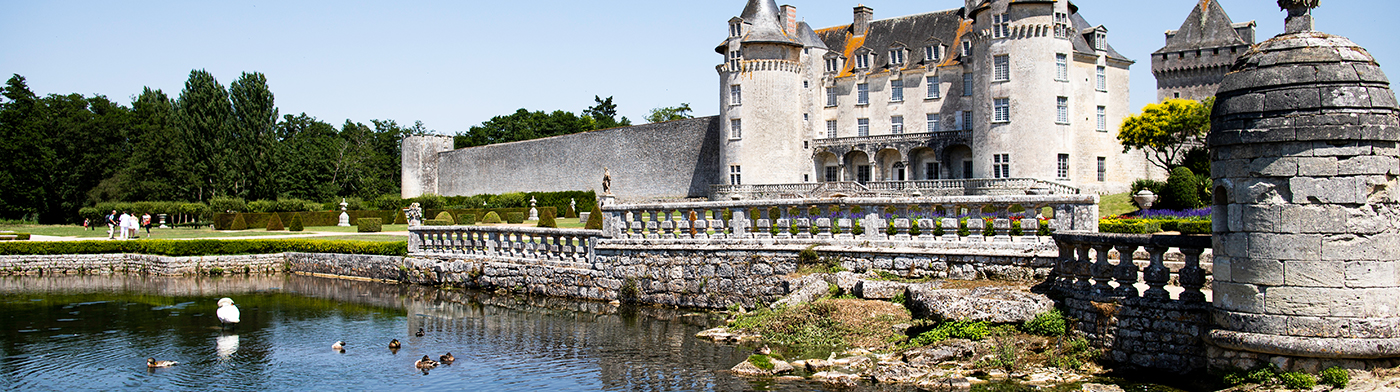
[1208,4,1400,371]
[400,135,454,198]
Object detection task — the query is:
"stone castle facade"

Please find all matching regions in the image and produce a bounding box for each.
[403,0,1163,200]
[1152,0,1256,102]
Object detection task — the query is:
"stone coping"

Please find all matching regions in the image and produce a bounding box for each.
[1208,329,1400,359]
[597,239,1058,257]
[1053,232,1212,249]
[408,226,602,236]
[604,195,1100,211]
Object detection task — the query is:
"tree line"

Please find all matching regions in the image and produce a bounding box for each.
[0,71,420,224]
[452,96,693,149]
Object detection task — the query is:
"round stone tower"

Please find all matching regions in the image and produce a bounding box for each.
[1208,1,1400,371]
[717,0,807,188]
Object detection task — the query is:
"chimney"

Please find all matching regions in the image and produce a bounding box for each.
[782,5,798,36]
[854,5,873,37]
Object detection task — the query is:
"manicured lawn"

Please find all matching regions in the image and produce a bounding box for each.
[1099,191,1137,218]
[297,224,410,233]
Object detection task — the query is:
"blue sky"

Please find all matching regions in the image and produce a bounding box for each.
[2,1,1394,134]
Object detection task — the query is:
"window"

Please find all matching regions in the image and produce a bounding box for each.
[892,162,906,181]
[729,50,742,69]
[824,57,840,73]
[961,41,972,57]
[889,48,905,65]
[730,85,742,106]
[1096,66,1107,91]
[729,165,742,185]
[825,166,839,182]
[992,13,1010,38]
[855,52,870,69]
[925,45,941,63]
[1056,97,1069,124]
[891,116,904,134]
[1055,54,1068,81]
[890,80,904,102]
[826,87,837,107]
[962,111,974,130]
[803,113,808,122]
[1054,12,1070,39]
[927,113,940,132]
[962,161,973,179]
[993,98,1010,123]
[1097,157,1106,182]
[804,174,810,182]
[993,55,1009,82]
[925,162,941,180]
[857,83,869,105]
[857,118,870,136]
[730,22,742,38]
[803,80,809,89]
[730,119,742,139]
[857,165,871,183]
[993,154,1010,179]
[1057,154,1070,179]
[926,76,940,99]
[826,120,837,138]
[962,73,973,96]
[1094,31,1107,51]
[1096,106,1107,131]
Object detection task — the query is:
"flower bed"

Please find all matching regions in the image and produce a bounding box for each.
[1100,208,1211,235]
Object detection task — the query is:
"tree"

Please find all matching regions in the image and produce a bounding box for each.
[645,103,693,123]
[0,75,52,220]
[113,88,186,202]
[455,109,590,149]
[1117,98,1212,172]
[230,72,279,200]
[583,95,630,130]
[175,70,234,201]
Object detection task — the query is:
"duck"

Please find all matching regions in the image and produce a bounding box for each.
[438,352,455,365]
[146,358,178,368]
[389,339,401,349]
[332,341,346,351]
[415,327,425,337]
[415,355,439,369]
[216,298,240,328]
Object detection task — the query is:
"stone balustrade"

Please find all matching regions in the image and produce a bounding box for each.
[710,178,1079,199]
[811,131,972,149]
[714,59,803,74]
[1051,232,1211,301]
[601,195,1099,244]
[408,225,601,265]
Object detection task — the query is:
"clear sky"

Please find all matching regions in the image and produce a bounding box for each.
[3,1,1395,135]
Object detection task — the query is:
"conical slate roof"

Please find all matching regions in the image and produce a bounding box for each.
[795,21,828,50]
[739,0,799,46]
[1157,0,1250,53]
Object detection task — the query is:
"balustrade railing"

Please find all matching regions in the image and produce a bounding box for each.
[811,130,972,148]
[601,195,1099,244]
[408,226,601,265]
[711,178,1078,200]
[1051,232,1211,302]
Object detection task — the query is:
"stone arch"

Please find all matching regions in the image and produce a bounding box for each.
[844,150,872,183]
[874,148,904,181]
[813,151,842,182]
[909,147,941,180]
[944,144,974,179]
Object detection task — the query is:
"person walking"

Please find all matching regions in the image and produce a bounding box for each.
[83,218,90,231]
[119,211,133,240]
[142,213,152,236]
[106,210,118,239]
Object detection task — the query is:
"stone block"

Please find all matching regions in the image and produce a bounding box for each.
[1346,206,1392,235]
[1279,205,1348,234]
[1265,286,1366,317]
[1296,157,1338,177]
[1290,177,1365,204]
[1323,234,1388,261]
[1265,88,1321,112]
[1249,156,1298,177]
[1213,159,1249,178]
[1323,86,1373,108]
[1214,282,1264,313]
[1231,258,1284,286]
[1339,155,1398,176]
[1222,93,1265,114]
[1238,178,1292,205]
[1226,204,1243,232]
[1313,141,1371,157]
[1362,123,1400,142]
[1214,256,1233,282]
[1371,87,1400,109]
[1241,205,1282,232]
[1247,233,1321,260]
[1346,261,1400,288]
[1354,63,1390,84]
[856,280,908,300]
[1283,260,1345,287]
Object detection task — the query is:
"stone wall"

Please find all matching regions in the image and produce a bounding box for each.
[0,254,286,276]
[1061,291,1213,372]
[431,116,722,201]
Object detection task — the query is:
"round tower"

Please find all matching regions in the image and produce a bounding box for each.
[1208,1,1400,371]
[717,0,806,189]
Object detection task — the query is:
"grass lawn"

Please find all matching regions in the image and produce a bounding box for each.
[1099,191,1137,218]
[0,224,298,239]
[298,224,410,233]
[304,235,406,242]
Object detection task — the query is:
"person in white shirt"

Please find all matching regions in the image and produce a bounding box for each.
[119,212,132,240]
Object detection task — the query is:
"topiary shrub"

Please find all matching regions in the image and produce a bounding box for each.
[506,212,525,224]
[434,211,455,225]
[357,218,382,233]
[565,204,577,219]
[482,211,502,224]
[266,214,284,231]
[1161,167,1202,210]
[394,209,407,225]
[585,204,603,230]
[537,207,557,228]
[457,211,475,225]
[230,214,249,231]
[288,214,304,232]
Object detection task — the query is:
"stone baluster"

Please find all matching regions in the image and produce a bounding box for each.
[1113,245,1140,297]
[966,217,985,242]
[629,220,644,239]
[1091,244,1115,295]
[754,219,771,239]
[661,220,675,239]
[774,219,792,239]
[675,219,690,239]
[916,218,934,241]
[992,218,1012,242]
[1055,240,1075,290]
[645,220,659,239]
[836,218,853,239]
[693,219,708,239]
[485,231,499,257]
[941,218,959,242]
[893,218,912,241]
[1020,218,1039,243]
[1142,246,1171,300]
[794,218,812,239]
[1178,247,1207,302]
[815,218,833,239]
[1074,244,1093,291]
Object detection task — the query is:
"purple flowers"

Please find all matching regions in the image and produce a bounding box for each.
[1125,207,1212,220]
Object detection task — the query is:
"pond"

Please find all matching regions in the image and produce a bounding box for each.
[0,275,937,391]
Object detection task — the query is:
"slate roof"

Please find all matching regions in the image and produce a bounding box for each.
[813,9,967,77]
[1156,0,1252,54]
[739,0,800,46]
[1069,12,1130,62]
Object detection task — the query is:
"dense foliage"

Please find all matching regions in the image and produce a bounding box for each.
[453,96,631,149]
[0,239,406,256]
[645,103,694,123]
[0,72,423,223]
[1117,98,1212,172]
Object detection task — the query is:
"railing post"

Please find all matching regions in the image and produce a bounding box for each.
[794,218,812,239]
[992,218,1012,242]
[1020,218,1039,243]
[1143,246,1171,300]
[1178,247,1207,302]
[893,218,911,241]
[941,218,959,242]
[1091,244,1115,295]
[966,217,985,242]
[916,218,934,242]
[815,218,833,239]
[1074,244,1093,291]
[1055,239,1075,290]
[661,219,675,239]
[1113,244,1141,297]
[774,219,791,239]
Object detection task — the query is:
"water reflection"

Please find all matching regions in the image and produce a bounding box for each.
[0,275,915,391]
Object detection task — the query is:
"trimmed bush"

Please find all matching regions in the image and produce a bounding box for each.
[214,210,395,230]
[1278,372,1315,389]
[537,207,557,228]
[357,218,382,233]
[394,209,407,225]
[0,233,32,241]
[585,204,603,230]
[1161,167,1203,210]
[1099,220,1162,234]
[565,204,577,218]
[506,212,525,224]
[1022,309,1068,337]
[422,219,450,226]
[0,239,406,256]
[457,211,475,225]
[266,214,284,231]
[434,211,455,225]
[230,214,249,230]
[1178,220,1210,234]
[288,214,304,232]
[481,211,502,224]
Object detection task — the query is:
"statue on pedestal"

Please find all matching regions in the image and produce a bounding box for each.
[602,167,612,195]
[405,202,423,226]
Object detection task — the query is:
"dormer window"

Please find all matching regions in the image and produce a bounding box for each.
[854,51,871,69]
[824,55,841,73]
[992,13,1011,39]
[1094,31,1107,51]
[729,18,743,38]
[961,41,972,58]
[1054,13,1070,39]
[889,48,906,65]
[925,45,942,63]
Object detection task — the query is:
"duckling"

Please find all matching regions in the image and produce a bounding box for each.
[438,352,455,365]
[146,358,178,368]
[414,355,439,369]
[389,339,401,349]
[332,341,346,351]
[415,327,425,337]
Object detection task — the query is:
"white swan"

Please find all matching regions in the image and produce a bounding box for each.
[216,298,241,326]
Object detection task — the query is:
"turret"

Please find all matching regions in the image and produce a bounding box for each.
[716,0,807,190]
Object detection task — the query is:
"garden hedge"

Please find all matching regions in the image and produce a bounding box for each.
[357,218,383,233]
[1099,220,1163,234]
[506,212,525,224]
[214,210,395,230]
[0,239,406,256]
[482,211,502,224]
[457,211,475,225]
[433,211,455,225]
[0,233,32,241]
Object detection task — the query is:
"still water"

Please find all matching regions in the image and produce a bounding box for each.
[0,275,925,392]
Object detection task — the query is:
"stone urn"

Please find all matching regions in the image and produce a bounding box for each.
[1132,189,1157,210]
